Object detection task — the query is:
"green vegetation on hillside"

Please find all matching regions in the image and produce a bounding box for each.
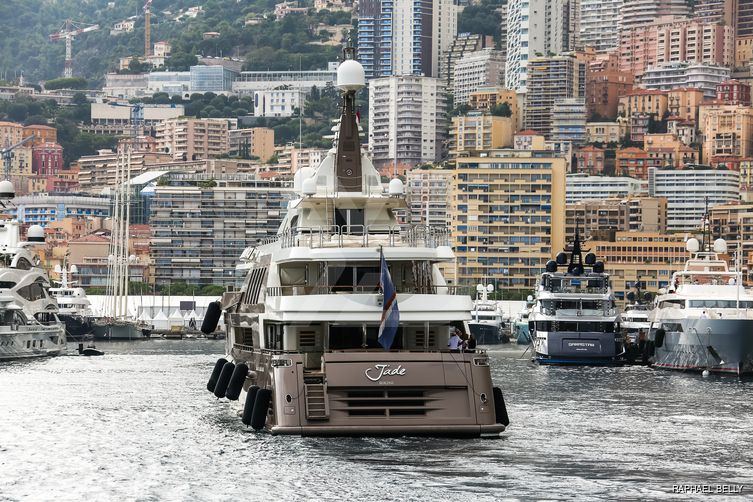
[0,0,351,83]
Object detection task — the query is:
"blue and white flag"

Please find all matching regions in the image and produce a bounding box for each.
[378,249,400,350]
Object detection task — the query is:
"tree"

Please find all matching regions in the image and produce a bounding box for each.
[166,52,198,71]
[44,77,88,90]
[490,102,512,117]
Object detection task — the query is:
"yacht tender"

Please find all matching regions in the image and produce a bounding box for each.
[202,51,509,436]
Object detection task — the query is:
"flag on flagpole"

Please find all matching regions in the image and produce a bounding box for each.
[378,248,399,350]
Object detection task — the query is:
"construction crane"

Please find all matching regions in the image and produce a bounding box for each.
[1,135,35,180]
[144,0,153,57]
[49,20,100,78]
[106,101,145,138]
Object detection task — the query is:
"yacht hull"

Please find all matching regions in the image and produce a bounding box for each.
[59,314,94,340]
[650,319,753,375]
[230,350,507,437]
[92,321,144,340]
[0,326,67,361]
[534,330,624,365]
[468,323,503,345]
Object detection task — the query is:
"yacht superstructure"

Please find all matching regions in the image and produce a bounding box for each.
[203,51,508,436]
[648,237,753,375]
[529,232,622,365]
[0,184,66,360]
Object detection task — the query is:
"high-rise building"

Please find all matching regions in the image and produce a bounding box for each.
[694,0,734,25]
[620,0,691,30]
[227,127,275,161]
[524,54,586,137]
[452,149,566,292]
[441,33,495,88]
[618,17,733,78]
[452,49,505,105]
[579,0,623,51]
[736,0,753,67]
[648,167,740,230]
[357,0,459,79]
[150,174,293,287]
[565,197,667,239]
[505,0,580,91]
[368,75,448,169]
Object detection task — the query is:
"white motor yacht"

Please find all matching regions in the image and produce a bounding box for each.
[202,50,509,437]
[0,185,66,360]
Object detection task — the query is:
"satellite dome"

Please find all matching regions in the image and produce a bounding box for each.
[388,178,404,196]
[337,59,366,92]
[713,238,727,254]
[70,264,78,274]
[27,225,45,243]
[476,284,484,293]
[686,238,700,253]
[0,180,15,199]
[302,178,317,196]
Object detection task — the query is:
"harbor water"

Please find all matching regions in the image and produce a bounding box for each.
[1,341,751,501]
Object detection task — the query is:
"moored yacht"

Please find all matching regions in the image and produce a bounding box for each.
[529,231,622,365]
[512,296,534,344]
[469,284,506,344]
[648,237,753,375]
[202,50,509,437]
[0,182,66,360]
[49,262,94,340]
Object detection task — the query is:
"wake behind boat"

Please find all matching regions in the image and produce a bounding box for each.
[648,237,753,375]
[202,49,509,437]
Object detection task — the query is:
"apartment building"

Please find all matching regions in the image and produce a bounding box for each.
[452,49,505,105]
[648,167,740,231]
[368,75,448,169]
[227,127,275,161]
[405,167,455,227]
[565,197,667,240]
[449,114,514,156]
[156,117,231,161]
[150,174,293,287]
[566,174,647,203]
[442,33,496,88]
[700,105,753,165]
[452,150,566,292]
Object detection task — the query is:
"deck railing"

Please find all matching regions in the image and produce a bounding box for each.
[261,225,451,249]
[265,284,461,296]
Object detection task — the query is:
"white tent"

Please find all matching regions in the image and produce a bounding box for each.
[168,309,185,328]
[152,310,169,331]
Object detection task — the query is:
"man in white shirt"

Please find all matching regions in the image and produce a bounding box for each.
[448,329,462,350]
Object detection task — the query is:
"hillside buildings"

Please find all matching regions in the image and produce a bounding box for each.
[524,54,586,138]
[452,49,505,105]
[155,117,233,161]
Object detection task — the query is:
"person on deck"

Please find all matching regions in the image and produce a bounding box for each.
[448,328,463,351]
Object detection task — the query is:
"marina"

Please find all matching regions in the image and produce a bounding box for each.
[2,341,752,500]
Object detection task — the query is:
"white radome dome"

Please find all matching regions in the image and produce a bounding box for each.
[302,178,317,196]
[0,179,15,199]
[388,178,404,196]
[713,238,727,254]
[27,224,45,243]
[70,265,78,274]
[337,59,365,92]
[686,238,700,253]
[476,284,484,293]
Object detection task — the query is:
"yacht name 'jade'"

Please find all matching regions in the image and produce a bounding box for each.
[365,364,406,381]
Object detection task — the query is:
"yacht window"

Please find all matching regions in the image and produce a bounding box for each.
[264,323,283,350]
[328,266,354,292]
[335,208,364,234]
[688,300,753,309]
[15,258,32,270]
[329,325,363,350]
[659,299,685,309]
[355,266,380,292]
[0,281,16,289]
[280,265,307,286]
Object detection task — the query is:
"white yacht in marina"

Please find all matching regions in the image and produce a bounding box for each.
[49,262,94,340]
[203,50,509,436]
[469,284,506,344]
[529,231,623,365]
[648,237,753,375]
[0,181,66,360]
